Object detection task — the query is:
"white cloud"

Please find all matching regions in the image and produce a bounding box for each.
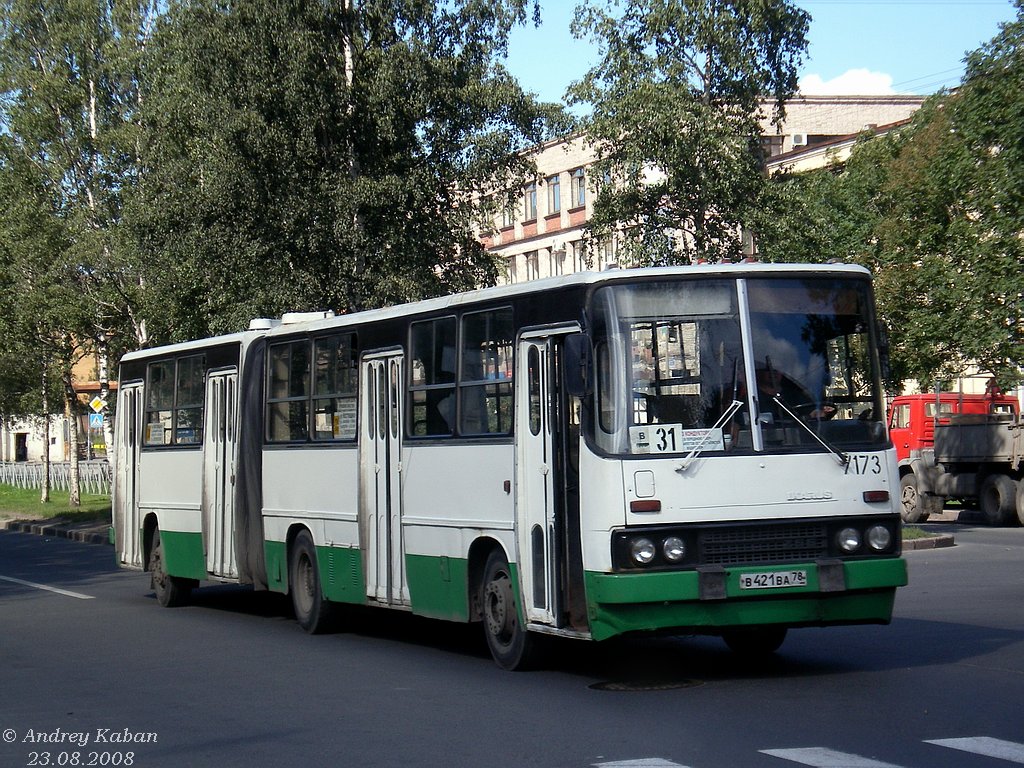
[799,68,896,96]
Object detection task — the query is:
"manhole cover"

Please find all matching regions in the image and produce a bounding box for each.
[589,679,704,692]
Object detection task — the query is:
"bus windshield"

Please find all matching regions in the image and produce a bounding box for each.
[591,275,887,456]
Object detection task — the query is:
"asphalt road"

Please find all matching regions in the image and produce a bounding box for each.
[1,524,1022,768]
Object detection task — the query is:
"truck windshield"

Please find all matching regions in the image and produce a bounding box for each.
[590,275,887,456]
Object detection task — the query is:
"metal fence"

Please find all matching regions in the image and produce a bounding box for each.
[0,461,112,496]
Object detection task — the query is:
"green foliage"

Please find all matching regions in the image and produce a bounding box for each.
[0,0,154,432]
[569,0,809,264]
[757,4,1024,388]
[130,0,557,340]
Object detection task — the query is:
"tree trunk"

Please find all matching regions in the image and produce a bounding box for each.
[40,368,50,504]
[96,332,114,460]
[64,373,81,507]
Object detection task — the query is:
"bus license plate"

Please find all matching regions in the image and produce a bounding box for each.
[738,570,808,590]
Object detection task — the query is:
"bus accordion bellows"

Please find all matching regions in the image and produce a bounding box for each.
[112,263,907,669]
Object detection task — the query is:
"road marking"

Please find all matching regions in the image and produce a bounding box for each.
[0,574,95,600]
[593,760,689,768]
[926,737,1024,763]
[760,748,903,767]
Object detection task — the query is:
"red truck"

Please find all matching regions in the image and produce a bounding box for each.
[888,392,1021,523]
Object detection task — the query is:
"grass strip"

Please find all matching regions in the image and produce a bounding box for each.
[0,483,111,523]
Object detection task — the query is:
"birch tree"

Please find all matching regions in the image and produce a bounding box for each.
[130,0,556,339]
[0,0,157,471]
[569,0,809,264]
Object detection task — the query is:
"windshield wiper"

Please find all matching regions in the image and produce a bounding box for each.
[675,399,745,472]
[772,394,849,467]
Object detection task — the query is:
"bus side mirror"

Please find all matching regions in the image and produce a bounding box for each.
[877,325,892,384]
[563,333,592,397]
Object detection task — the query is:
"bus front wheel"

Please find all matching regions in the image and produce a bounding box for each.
[481,550,539,671]
[722,626,788,656]
[149,529,192,608]
[289,530,335,634]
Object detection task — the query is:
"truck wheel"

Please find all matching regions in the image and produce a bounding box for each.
[1017,481,1024,526]
[900,474,930,524]
[979,474,1017,526]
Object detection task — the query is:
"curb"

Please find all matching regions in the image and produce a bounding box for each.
[902,534,955,550]
[0,517,112,546]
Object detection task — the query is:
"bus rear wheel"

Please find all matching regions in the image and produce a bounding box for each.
[289,530,335,634]
[481,550,539,671]
[149,529,191,608]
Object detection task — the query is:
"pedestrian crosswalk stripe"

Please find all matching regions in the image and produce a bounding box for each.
[926,737,1024,764]
[594,737,1024,768]
[759,747,903,768]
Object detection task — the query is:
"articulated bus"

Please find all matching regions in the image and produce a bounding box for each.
[112,263,907,669]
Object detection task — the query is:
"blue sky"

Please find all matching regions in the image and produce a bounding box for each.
[504,0,1019,101]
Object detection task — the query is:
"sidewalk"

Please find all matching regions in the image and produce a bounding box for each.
[0,511,112,546]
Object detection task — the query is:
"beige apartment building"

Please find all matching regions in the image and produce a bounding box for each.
[483,95,926,283]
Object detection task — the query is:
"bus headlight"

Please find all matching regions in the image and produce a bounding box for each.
[837,527,861,553]
[630,538,657,566]
[867,524,892,551]
[663,536,686,563]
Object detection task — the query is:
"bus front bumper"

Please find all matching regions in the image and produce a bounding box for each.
[584,557,908,641]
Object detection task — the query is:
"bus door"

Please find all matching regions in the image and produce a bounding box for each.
[360,351,408,606]
[202,369,238,579]
[114,382,144,568]
[516,329,577,627]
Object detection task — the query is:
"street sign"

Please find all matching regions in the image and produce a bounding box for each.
[89,396,108,413]
[89,413,104,429]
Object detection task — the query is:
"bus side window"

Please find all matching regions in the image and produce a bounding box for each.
[459,308,513,435]
[409,317,456,436]
[267,341,310,442]
[313,333,358,440]
[144,354,206,446]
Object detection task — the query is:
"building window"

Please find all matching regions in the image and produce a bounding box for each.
[570,168,586,208]
[551,246,565,276]
[547,174,561,214]
[506,254,518,284]
[501,203,514,229]
[526,250,540,281]
[144,355,205,446]
[524,182,537,221]
[595,238,615,271]
[571,240,584,272]
[760,135,784,158]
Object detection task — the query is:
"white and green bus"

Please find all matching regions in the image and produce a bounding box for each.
[112,263,907,669]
